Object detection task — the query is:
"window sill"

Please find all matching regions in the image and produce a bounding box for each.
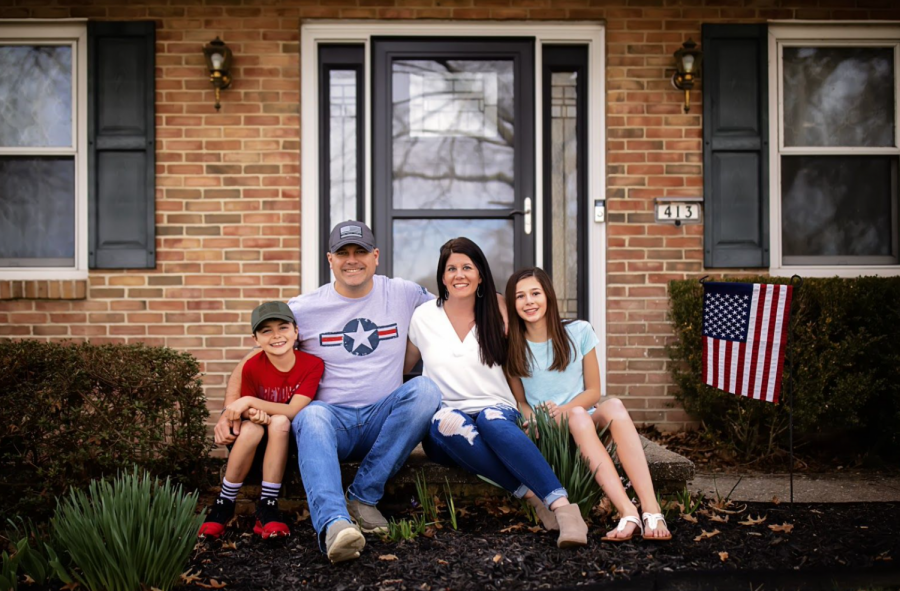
[769,265,900,278]
[0,280,88,300]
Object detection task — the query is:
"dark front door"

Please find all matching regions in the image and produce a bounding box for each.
[372,38,535,294]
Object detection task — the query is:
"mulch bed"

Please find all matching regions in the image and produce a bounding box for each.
[183,499,900,591]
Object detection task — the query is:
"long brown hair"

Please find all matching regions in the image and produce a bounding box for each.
[435,237,506,368]
[504,267,574,378]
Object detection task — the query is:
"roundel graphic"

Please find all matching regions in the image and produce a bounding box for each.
[342,318,379,356]
[319,318,399,356]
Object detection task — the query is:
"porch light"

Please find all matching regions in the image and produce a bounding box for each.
[672,38,702,114]
[202,37,233,111]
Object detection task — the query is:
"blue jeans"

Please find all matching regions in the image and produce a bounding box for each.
[292,376,442,551]
[422,405,567,507]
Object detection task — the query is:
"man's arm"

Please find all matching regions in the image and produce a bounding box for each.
[213,347,262,445]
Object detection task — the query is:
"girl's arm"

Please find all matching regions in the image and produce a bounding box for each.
[559,347,602,414]
[507,375,535,423]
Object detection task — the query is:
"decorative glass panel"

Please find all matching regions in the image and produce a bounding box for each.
[329,69,358,228]
[550,71,579,319]
[781,155,897,263]
[0,45,72,147]
[783,47,894,147]
[0,156,75,266]
[392,60,515,210]
[392,218,515,296]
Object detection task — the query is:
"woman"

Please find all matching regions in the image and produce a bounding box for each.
[405,238,588,548]
[505,267,671,541]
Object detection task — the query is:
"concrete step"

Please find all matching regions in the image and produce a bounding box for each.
[231,436,694,512]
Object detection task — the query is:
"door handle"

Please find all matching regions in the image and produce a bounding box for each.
[508,197,533,235]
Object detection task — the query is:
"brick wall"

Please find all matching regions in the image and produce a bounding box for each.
[1,0,895,435]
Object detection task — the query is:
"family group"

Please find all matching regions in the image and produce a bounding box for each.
[198,221,671,563]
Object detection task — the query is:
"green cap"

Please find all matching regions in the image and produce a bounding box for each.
[251,301,295,333]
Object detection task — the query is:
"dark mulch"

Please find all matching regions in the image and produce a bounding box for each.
[184,501,900,591]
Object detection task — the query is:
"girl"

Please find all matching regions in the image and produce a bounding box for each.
[405,239,588,548]
[505,267,671,541]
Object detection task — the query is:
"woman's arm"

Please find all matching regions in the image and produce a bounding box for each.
[215,347,263,444]
[558,347,602,414]
[404,338,422,375]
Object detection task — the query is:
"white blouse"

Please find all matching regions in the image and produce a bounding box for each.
[408,301,517,415]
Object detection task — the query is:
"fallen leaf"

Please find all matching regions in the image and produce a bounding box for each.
[739,515,767,526]
[500,524,525,533]
[222,541,237,550]
[181,570,203,584]
[768,523,794,534]
[710,503,747,515]
[681,513,698,523]
[498,505,512,514]
[709,513,728,523]
[379,554,399,561]
[718,551,729,562]
[209,580,227,589]
[492,554,502,563]
[24,575,35,584]
[295,509,310,523]
[771,496,781,505]
[60,583,80,591]
[527,525,543,533]
[423,527,436,538]
[694,529,721,542]
[456,507,470,517]
[437,559,449,565]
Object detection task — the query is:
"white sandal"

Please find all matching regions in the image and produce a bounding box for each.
[641,512,672,541]
[600,515,642,542]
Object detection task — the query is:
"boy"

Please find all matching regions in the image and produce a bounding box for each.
[199,301,324,540]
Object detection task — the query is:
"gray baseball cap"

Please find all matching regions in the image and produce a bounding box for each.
[251,301,295,333]
[329,220,376,253]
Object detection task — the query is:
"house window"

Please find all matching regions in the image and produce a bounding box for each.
[773,27,900,270]
[0,24,87,279]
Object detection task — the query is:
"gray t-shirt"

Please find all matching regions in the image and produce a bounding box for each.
[287,274,434,407]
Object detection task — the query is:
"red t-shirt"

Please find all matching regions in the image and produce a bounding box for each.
[241,350,324,404]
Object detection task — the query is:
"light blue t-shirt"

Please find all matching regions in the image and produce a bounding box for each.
[520,320,601,411]
[287,274,434,407]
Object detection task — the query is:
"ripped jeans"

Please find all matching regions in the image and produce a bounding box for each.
[422,405,567,508]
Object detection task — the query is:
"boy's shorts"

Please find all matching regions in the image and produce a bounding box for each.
[226,419,297,480]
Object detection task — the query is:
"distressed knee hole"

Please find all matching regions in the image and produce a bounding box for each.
[483,408,505,421]
[432,408,478,445]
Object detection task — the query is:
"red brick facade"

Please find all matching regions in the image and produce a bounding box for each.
[1,0,895,433]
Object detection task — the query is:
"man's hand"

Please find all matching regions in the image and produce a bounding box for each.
[248,408,271,425]
[213,412,237,446]
[224,396,252,422]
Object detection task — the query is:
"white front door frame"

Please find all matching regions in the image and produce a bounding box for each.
[300,20,607,391]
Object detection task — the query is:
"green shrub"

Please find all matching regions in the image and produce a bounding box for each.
[52,469,204,591]
[520,407,611,518]
[0,341,213,519]
[667,277,900,459]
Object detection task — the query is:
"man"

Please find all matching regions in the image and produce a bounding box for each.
[214,221,441,563]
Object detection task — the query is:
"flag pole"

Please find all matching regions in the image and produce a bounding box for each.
[787,275,803,507]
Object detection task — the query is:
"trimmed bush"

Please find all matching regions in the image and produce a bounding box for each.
[0,341,213,518]
[667,276,900,460]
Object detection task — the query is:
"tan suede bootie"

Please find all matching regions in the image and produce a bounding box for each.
[525,495,559,531]
[553,504,588,548]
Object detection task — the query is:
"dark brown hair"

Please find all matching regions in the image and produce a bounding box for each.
[504,267,574,378]
[435,237,506,368]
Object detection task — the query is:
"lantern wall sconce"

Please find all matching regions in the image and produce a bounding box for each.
[203,37,233,111]
[672,38,702,114]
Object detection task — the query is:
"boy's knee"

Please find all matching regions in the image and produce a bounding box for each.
[236,421,265,443]
[268,414,291,434]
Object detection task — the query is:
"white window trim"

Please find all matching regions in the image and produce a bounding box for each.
[300,20,606,390]
[768,23,900,277]
[0,22,88,280]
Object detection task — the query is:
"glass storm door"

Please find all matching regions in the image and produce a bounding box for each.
[372,39,535,295]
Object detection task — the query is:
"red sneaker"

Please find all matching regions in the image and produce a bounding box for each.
[199,497,235,539]
[253,498,290,539]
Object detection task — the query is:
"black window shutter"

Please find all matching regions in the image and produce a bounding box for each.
[88,21,156,269]
[702,24,768,268]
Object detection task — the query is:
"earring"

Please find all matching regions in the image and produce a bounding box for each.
[476,285,483,298]
[444,289,450,300]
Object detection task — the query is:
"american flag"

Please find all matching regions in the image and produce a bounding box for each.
[701,282,793,404]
